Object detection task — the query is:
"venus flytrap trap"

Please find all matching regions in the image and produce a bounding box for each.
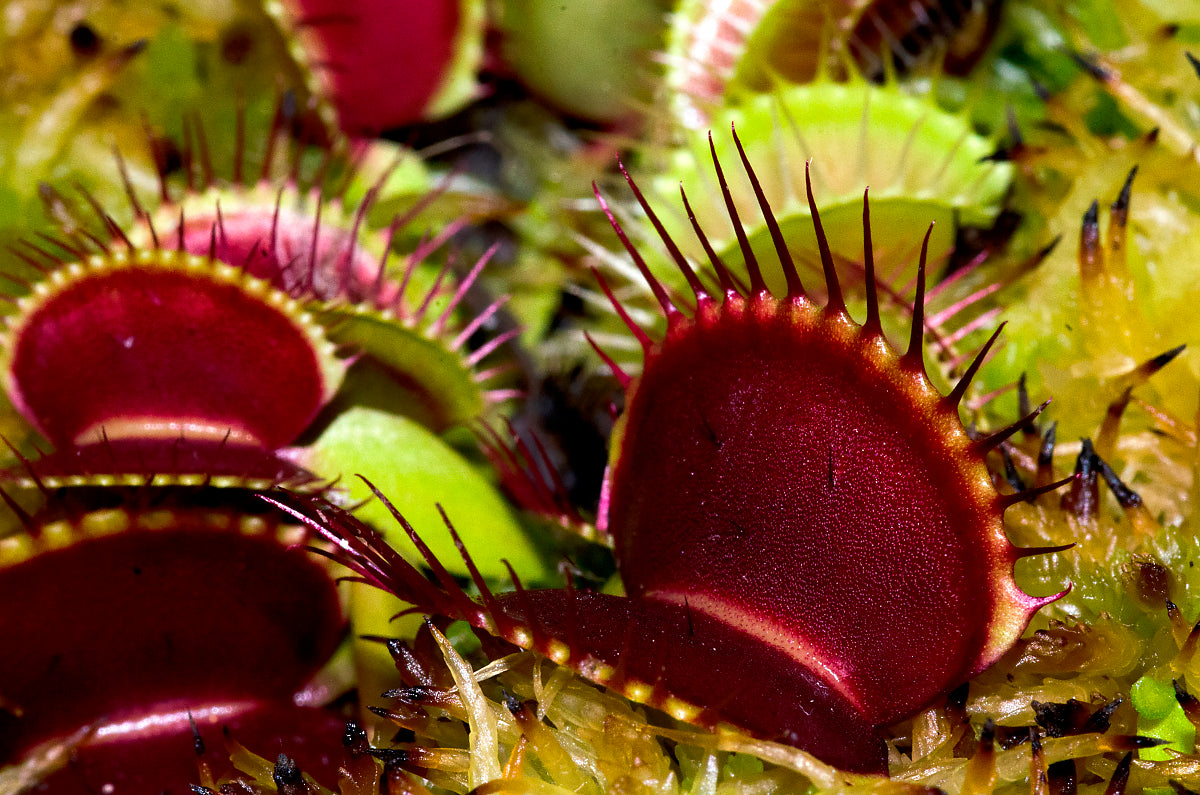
[266,0,486,136]
[494,0,673,126]
[651,79,1013,297]
[269,131,1070,780]
[585,81,1021,404]
[22,99,524,482]
[661,0,1013,133]
[0,479,351,789]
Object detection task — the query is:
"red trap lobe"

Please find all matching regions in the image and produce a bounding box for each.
[0,509,344,766]
[2,252,339,452]
[273,130,1067,776]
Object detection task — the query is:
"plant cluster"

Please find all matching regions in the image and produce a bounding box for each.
[2,1,1200,794]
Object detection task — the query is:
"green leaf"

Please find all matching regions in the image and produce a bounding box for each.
[323,306,487,431]
[305,406,551,584]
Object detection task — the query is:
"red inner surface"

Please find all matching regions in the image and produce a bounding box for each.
[9,267,329,449]
[494,589,887,774]
[607,303,996,725]
[26,703,349,795]
[0,522,344,761]
[284,0,462,133]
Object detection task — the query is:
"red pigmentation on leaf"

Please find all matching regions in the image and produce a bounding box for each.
[182,203,394,304]
[21,703,350,795]
[0,506,344,768]
[599,150,1062,736]
[273,131,1068,775]
[277,0,473,134]
[1,250,341,451]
